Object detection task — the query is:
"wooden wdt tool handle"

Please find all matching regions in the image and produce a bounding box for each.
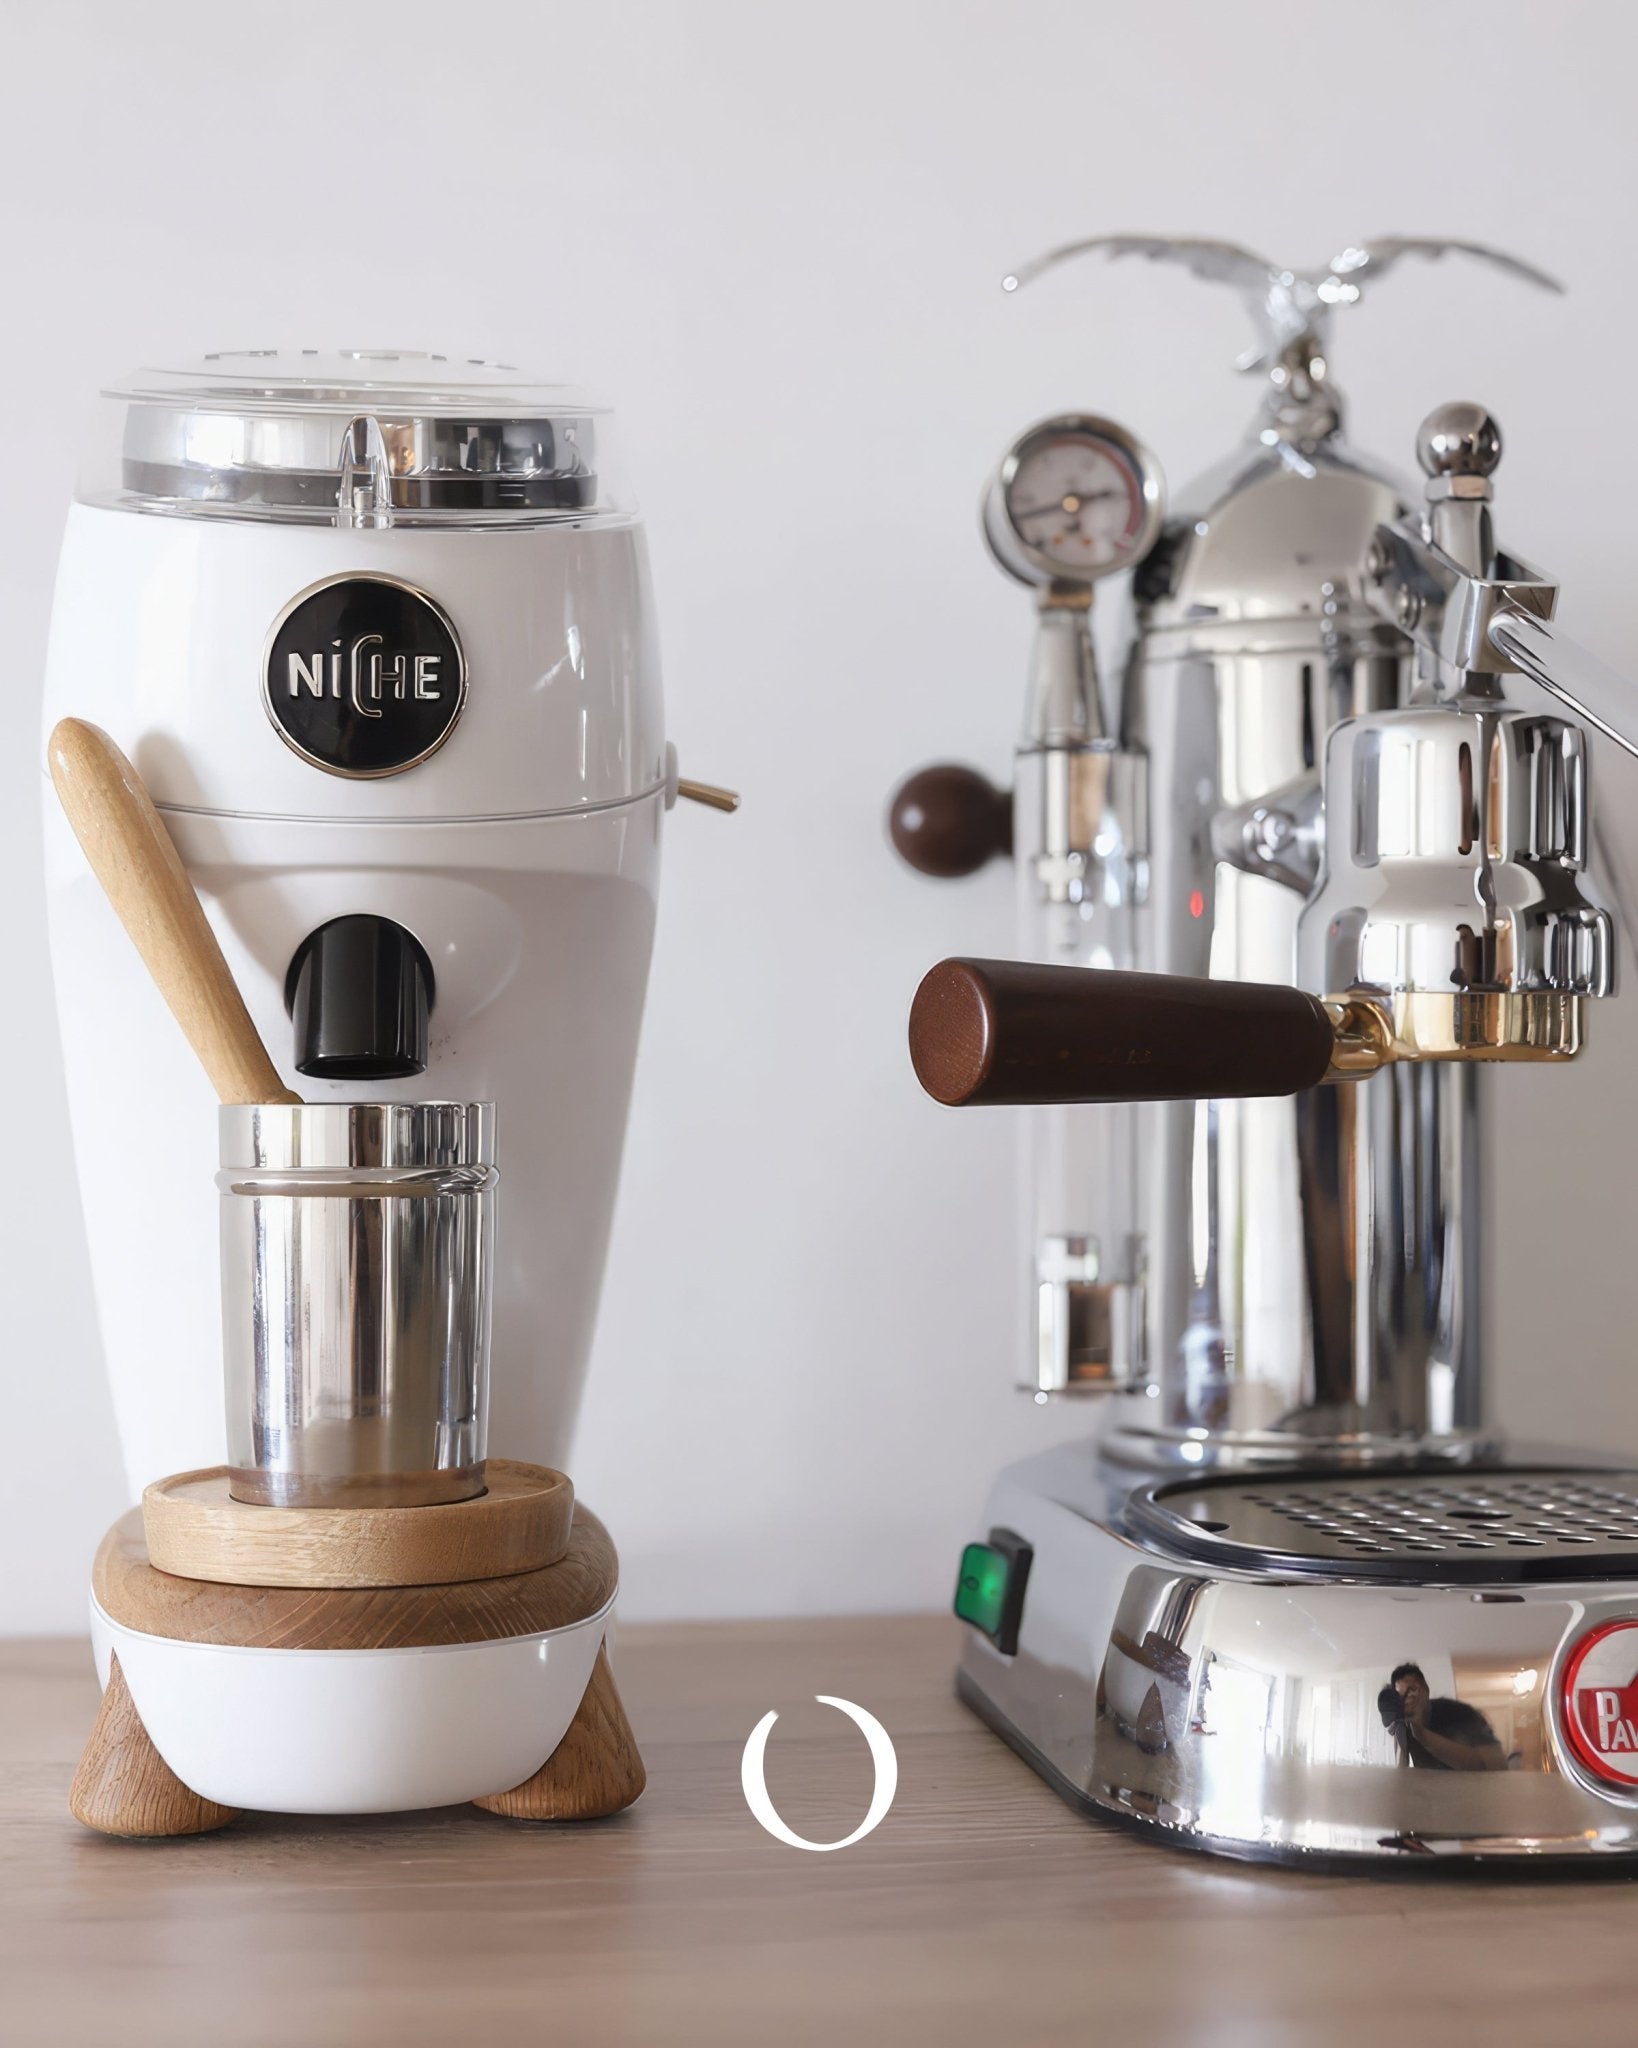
[48,718,300,1107]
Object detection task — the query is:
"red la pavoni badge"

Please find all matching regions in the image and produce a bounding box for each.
[1561,1619,1638,1789]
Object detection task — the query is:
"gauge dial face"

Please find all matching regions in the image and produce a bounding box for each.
[1006,431,1145,575]
[986,416,1163,586]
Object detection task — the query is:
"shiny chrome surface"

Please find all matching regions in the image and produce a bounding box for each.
[1491,604,1638,764]
[1134,1468,1638,1577]
[1002,236,1561,379]
[1105,1062,1486,1461]
[1303,404,1613,1059]
[937,256,1638,1857]
[1361,406,1556,697]
[1103,420,1476,1461]
[1366,521,1557,686]
[91,351,623,528]
[982,414,1164,590]
[1109,395,1621,1461]
[218,1102,495,1508]
[959,1441,1638,1863]
[1299,698,1613,1034]
[1021,599,1107,749]
[923,249,1622,1490]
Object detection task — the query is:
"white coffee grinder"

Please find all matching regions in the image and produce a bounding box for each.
[39,353,734,1833]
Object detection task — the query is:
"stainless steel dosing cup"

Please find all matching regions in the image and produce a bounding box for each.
[218,1102,496,1508]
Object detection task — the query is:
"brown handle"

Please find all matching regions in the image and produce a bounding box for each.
[909,958,1338,1107]
[888,764,1012,878]
[48,719,301,1107]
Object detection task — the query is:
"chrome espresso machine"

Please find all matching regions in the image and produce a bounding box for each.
[892,235,1638,1864]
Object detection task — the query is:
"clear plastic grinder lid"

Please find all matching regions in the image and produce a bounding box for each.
[82,349,632,528]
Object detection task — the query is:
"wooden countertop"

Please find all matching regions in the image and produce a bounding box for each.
[4,1615,1637,2046]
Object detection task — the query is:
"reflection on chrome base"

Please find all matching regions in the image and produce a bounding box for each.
[959,1441,1638,1864]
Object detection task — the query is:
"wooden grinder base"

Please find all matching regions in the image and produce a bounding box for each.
[70,1467,645,1839]
[142,1459,576,1588]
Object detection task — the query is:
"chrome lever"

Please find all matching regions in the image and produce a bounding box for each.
[1483,602,1638,959]
[1487,607,1638,763]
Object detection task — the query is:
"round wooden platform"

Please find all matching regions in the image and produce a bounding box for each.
[141,1461,574,1590]
[96,1503,617,1649]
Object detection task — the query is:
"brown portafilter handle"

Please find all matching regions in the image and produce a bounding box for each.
[888,764,1012,877]
[48,719,301,1107]
[909,958,1340,1107]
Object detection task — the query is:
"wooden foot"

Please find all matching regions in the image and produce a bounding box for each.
[473,1643,645,1822]
[69,1653,239,1838]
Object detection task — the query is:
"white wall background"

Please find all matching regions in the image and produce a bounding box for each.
[3,0,1637,1634]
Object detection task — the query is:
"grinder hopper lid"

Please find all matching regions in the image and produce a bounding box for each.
[82,348,631,530]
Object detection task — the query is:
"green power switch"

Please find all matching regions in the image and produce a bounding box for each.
[953,1527,1032,1656]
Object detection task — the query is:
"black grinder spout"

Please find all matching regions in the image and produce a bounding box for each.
[286,915,436,1081]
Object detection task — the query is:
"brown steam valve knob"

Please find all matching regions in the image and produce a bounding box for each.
[909,958,1347,1106]
[888,764,1012,878]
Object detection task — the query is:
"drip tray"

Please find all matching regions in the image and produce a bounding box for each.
[1128,1467,1638,1582]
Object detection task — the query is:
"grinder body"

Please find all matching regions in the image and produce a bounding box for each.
[41,357,665,1498]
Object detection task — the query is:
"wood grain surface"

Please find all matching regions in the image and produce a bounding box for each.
[887,762,1013,876]
[46,718,301,1108]
[67,1653,238,1839]
[473,1644,647,1821]
[6,1615,1638,2048]
[908,956,1338,1107]
[142,1462,575,1589]
[95,1504,616,1647]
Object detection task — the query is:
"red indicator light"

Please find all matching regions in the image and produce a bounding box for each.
[1188,889,1205,920]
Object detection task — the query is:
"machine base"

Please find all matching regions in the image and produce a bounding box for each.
[70,1484,645,1835]
[957,1441,1638,1867]
[957,1668,1638,1875]
[71,1639,643,1838]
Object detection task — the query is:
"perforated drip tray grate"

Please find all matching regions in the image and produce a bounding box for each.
[1127,1467,1638,1582]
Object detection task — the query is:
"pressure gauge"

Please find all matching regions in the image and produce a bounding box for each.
[983,414,1164,588]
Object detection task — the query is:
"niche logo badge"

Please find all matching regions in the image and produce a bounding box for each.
[263,574,467,778]
[1560,1618,1638,1790]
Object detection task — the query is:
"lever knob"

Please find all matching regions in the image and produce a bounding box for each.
[1417,401,1502,479]
[909,958,1338,1106]
[888,765,1012,878]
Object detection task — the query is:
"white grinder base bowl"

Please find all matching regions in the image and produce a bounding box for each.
[90,1598,612,1814]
